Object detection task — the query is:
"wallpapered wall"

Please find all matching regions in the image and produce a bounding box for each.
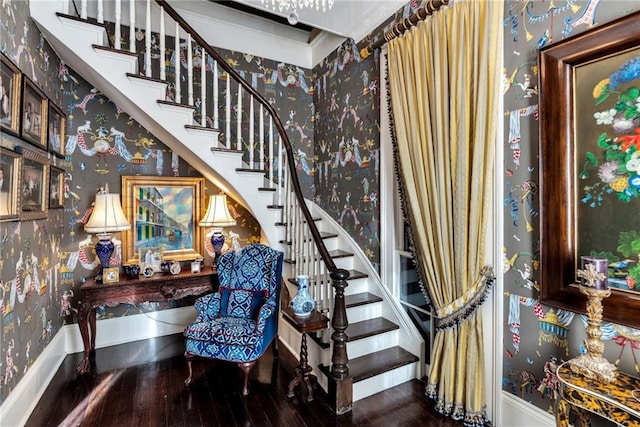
[502,0,640,417]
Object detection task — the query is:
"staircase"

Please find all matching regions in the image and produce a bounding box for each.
[30,0,423,410]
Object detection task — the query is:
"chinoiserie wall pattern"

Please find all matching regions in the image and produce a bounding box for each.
[502,0,640,417]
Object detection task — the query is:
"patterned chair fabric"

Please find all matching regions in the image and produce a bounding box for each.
[183,244,283,395]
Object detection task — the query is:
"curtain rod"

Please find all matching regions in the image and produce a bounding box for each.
[359,0,449,59]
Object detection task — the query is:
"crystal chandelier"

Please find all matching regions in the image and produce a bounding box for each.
[261,0,335,25]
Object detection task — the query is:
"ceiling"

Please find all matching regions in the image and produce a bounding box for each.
[169,0,406,68]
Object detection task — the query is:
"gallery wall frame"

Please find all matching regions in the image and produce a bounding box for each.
[121,175,204,264]
[48,102,66,158]
[21,77,48,150]
[0,53,22,136]
[49,165,64,209]
[0,147,22,222]
[18,147,49,220]
[538,10,640,329]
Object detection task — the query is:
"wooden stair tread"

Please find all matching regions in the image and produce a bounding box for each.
[328,249,353,258]
[345,292,382,308]
[125,73,166,84]
[211,147,242,154]
[157,99,195,110]
[258,187,277,192]
[347,317,398,341]
[184,124,221,133]
[236,167,267,173]
[349,347,418,383]
[345,269,368,280]
[319,346,418,383]
[92,44,138,57]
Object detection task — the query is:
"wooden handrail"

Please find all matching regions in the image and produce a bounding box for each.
[155,0,338,273]
[360,0,449,59]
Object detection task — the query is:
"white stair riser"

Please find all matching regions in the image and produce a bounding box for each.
[347,330,398,359]
[343,278,369,295]
[346,302,382,323]
[353,362,419,402]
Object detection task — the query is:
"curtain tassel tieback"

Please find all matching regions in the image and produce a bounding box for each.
[435,266,495,331]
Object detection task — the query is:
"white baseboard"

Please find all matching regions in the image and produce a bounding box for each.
[0,326,67,427]
[0,307,197,427]
[501,391,555,427]
[64,306,197,354]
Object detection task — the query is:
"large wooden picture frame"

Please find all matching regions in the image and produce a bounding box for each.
[121,176,204,264]
[19,147,49,220]
[0,53,22,136]
[539,11,640,329]
[0,147,22,221]
[21,77,48,150]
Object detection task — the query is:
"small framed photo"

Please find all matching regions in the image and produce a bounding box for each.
[1,52,22,136]
[191,260,201,274]
[19,147,49,220]
[49,165,64,209]
[21,77,48,150]
[48,103,65,158]
[0,147,22,221]
[103,267,120,284]
[139,246,163,273]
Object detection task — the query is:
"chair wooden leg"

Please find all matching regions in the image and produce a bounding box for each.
[238,361,256,396]
[272,336,279,360]
[184,352,194,387]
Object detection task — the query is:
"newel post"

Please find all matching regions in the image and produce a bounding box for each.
[328,268,352,415]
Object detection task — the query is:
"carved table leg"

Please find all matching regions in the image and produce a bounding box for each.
[76,301,96,375]
[287,333,317,401]
[555,398,571,427]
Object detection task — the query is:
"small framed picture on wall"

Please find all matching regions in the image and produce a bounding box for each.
[49,166,64,209]
[48,103,66,158]
[18,147,49,220]
[21,77,48,150]
[0,52,22,136]
[0,147,22,222]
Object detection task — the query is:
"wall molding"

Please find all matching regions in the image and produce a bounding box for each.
[501,391,555,427]
[0,307,196,427]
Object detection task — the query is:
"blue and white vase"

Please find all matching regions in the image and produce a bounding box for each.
[291,275,315,317]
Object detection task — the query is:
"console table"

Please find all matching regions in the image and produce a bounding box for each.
[282,307,329,402]
[76,269,216,375]
[556,361,640,426]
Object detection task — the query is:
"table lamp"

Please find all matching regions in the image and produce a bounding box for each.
[84,186,130,282]
[199,193,236,267]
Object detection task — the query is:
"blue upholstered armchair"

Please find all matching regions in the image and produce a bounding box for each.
[183,244,284,395]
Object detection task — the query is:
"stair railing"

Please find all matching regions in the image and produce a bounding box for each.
[71,0,352,413]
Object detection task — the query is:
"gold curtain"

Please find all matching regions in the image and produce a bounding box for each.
[386,0,502,424]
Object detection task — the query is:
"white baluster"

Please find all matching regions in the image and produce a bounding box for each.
[129,0,136,53]
[80,0,87,20]
[249,97,254,168]
[187,34,193,107]
[113,0,120,49]
[145,0,151,77]
[200,51,206,127]
[159,8,165,78]
[268,118,274,187]
[236,86,242,151]
[277,140,284,206]
[259,104,264,170]
[174,23,180,103]
[97,0,104,24]
[225,74,231,148]
[213,61,219,129]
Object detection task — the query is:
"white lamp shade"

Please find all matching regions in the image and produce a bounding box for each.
[200,194,236,227]
[84,193,131,233]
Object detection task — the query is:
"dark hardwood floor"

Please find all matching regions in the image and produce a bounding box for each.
[26,334,463,427]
